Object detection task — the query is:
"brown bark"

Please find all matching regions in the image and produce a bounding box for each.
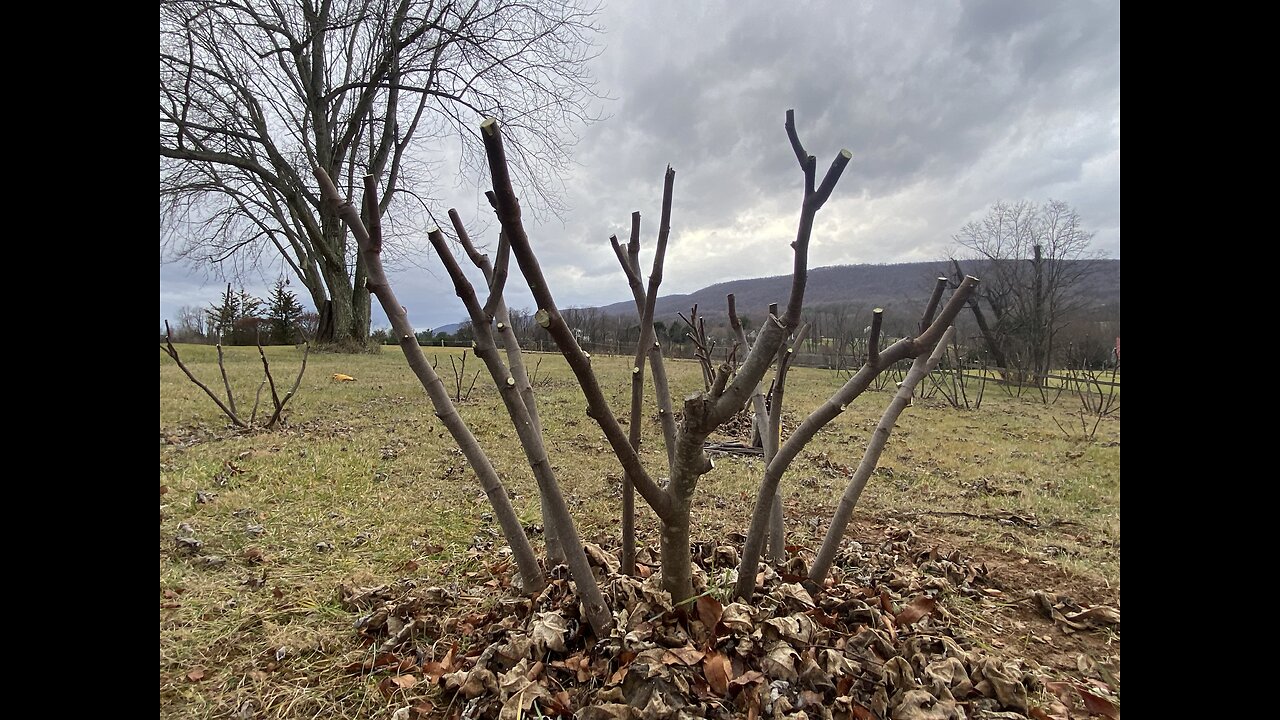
[483,111,851,604]
[807,327,955,585]
[608,190,678,577]
[766,322,809,564]
[481,118,673,523]
[258,339,310,429]
[622,167,676,574]
[733,277,979,599]
[609,233,678,469]
[710,111,851,425]
[426,226,613,637]
[950,258,1007,371]
[313,168,546,597]
[919,277,948,335]
[162,323,308,431]
[727,294,771,460]
[214,303,238,418]
[660,111,850,601]
[162,323,247,429]
[449,210,564,566]
[867,308,884,366]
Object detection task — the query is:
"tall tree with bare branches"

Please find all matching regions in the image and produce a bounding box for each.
[951,199,1098,383]
[160,0,602,346]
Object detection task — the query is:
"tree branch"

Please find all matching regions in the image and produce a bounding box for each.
[162,322,247,429]
[808,326,957,585]
[313,166,546,597]
[733,276,979,599]
[481,117,674,522]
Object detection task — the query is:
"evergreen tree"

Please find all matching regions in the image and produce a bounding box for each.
[232,288,266,345]
[267,278,305,344]
[205,284,268,345]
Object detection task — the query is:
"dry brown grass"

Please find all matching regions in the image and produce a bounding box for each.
[160,344,1119,718]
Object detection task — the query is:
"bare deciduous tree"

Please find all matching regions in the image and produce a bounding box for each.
[951,199,1098,383]
[160,0,602,346]
[172,305,208,342]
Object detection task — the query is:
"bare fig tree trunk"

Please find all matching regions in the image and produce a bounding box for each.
[424,225,612,636]
[480,112,851,603]
[481,118,702,601]
[608,172,678,576]
[729,298,810,565]
[315,109,979,636]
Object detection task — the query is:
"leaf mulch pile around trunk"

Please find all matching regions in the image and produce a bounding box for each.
[339,528,1119,719]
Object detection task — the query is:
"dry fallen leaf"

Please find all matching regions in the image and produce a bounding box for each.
[1065,605,1121,628]
[1043,681,1075,704]
[880,610,898,643]
[850,702,878,720]
[703,650,732,696]
[1078,686,1119,719]
[662,646,705,666]
[895,595,938,626]
[776,583,815,608]
[343,652,400,674]
[186,667,205,682]
[761,642,799,682]
[719,603,754,633]
[529,611,570,653]
[423,646,456,683]
[696,594,723,631]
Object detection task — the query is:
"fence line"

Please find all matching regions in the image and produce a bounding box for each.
[411,338,1121,392]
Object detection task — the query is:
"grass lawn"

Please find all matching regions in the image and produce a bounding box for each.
[160,343,1119,718]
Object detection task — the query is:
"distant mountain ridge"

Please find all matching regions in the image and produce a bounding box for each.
[592,260,1120,321]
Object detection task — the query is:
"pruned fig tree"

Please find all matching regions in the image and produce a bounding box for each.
[161,323,310,431]
[315,110,977,638]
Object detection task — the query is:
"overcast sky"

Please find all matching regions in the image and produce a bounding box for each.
[159,0,1120,333]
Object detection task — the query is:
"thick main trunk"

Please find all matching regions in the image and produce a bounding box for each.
[352,253,371,341]
[968,299,1008,371]
[313,208,364,346]
[1031,244,1047,385]
[322,267,356,345]
[661,402,715,603]
[659,500,694,605]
